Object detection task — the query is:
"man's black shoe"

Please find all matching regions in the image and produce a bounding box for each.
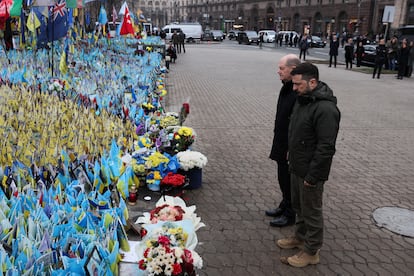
[269,215,295,227]
[265,208,284,217]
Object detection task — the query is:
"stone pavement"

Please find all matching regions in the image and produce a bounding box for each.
[129,42,414,275]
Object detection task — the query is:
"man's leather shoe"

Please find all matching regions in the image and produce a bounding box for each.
[265,208,284,217]
[269,215,295,227]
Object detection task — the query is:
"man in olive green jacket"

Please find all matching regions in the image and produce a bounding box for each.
[277,62,340,268]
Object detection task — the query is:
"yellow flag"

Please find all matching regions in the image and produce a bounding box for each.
[26,11,41,32]
[59,51,68,75]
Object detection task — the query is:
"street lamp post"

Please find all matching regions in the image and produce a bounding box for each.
[356,0,361,34]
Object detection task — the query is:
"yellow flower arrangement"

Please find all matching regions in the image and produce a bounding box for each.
[173,127,195,152]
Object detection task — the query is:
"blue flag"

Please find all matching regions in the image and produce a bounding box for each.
[98,6,108,25]
[47,0,69,41]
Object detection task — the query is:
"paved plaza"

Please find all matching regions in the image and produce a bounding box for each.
[131,42,414,275]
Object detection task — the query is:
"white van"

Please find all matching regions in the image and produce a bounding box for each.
[162,23,203,42]
[258,30,276,43]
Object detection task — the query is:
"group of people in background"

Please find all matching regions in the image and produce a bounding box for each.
[325,32,414,80]
[367,35,413,79]
[164,30,186,69]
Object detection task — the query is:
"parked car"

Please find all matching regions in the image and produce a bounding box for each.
[202,30,224,41]
[258,30,276,43]
[353,44,377,66]
[237,31,260,45]
[227,30,240,40]
[307,35,326,48]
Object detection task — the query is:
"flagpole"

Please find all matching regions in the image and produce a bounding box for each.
[52,5,54,78]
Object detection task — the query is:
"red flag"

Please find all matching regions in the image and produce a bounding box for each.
[120,5,134,35]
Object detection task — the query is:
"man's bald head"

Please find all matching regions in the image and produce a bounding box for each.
[278,54,301,82]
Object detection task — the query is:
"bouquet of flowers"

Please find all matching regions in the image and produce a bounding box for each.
[161,172,186,188]
[176,151,208,171]
[135,196,205,232]
[138,223,203,276]
[172,127,195,152]
[150,204,185,224]
[160,114,180,129]
[48,79,64,95]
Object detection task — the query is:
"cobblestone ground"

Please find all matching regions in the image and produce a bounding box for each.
[137,43,414,275]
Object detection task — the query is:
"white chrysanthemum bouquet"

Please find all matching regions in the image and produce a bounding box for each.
[176,151,208,171]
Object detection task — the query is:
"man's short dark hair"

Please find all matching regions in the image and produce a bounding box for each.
[290,62,319,81]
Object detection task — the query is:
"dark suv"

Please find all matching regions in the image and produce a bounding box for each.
[237,31,260,45]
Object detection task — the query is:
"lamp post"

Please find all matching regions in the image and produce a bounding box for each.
[356,0,361,34]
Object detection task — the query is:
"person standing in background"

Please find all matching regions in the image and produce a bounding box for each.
[329,34,339,68]
[386,36,398,71]
[355,41,365,67]
[344,38,354,69]
[299,35,308,61]
[407,41,414,77]
[172,31,181,54]
[179,31,186,53]
[397,38,410,80]
[372,39,387,79]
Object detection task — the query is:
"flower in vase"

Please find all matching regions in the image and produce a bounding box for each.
[173,127,195,152]
[176,151,208,171]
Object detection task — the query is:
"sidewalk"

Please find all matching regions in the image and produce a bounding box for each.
[131,43,414,275]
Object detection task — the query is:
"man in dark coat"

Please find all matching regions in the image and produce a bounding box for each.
[267,54,301,227]
[329,34,339,67]
[277,62,340,268]
[179,31,186,53]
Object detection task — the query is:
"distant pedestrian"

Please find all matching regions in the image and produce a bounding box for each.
[397,38,410,80]
[299,35,308,61]
[179,31,186,53]
[278,33,283,47]
[372,39,387,79]
[407,41,414,77]
[293,35,299,48]
[328,35,339,68]
[344,38,354,69]
[355,41,365,67]
[160,30,166,40]
[259,32,264,49]
[277,62,340,268]
[172,31,181,53]
[386,36,398,71]
[166,43,177,64]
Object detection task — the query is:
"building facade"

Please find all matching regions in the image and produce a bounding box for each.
[90,0,414,37]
